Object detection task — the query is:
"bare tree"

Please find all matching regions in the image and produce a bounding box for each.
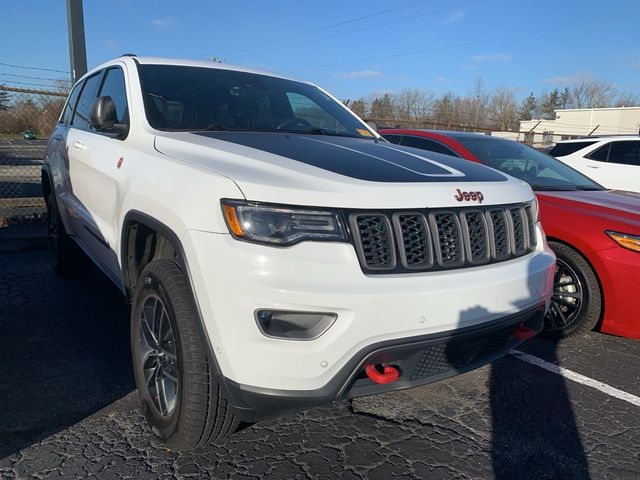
[470,76,489,127]
[614,91,640,107]
[571,79,617,108]
[489,86,518,130]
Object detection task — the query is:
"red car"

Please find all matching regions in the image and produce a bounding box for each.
[380,129,640,339]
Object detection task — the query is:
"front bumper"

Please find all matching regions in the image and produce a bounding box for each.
[222,304,545,422]
[591,245,640,339]
[182,227,555,393]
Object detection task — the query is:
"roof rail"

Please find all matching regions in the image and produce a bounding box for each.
[121,53,137,57]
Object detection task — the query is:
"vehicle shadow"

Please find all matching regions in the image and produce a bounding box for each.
[0,249,135,459]
[489,257,590,479]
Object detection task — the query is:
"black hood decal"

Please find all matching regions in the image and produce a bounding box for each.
[193,132,507,183]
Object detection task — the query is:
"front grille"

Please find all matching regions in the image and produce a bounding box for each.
[348,202,537,274]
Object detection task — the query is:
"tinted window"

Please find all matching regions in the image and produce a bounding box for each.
[548,141,598,157]
[99,67,128,124]
[401,136,459,157]
[71,72,103,131]
[608,141,640,166]
[60,81,83,125]
[383,134,402,144]
[136,65,372,138]
[454,135,603,191]
[587,144,610,162]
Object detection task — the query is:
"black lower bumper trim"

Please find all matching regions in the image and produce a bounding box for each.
[221,303,546,422]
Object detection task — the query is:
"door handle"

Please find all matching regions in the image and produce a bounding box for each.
[72,141,87,151]
[586,165,600,169]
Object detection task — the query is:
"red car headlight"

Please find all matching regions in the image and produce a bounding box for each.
[606,231,640,253]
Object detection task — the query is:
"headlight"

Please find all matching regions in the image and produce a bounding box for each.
[221,199,347,246]
[605,230,640,253]
[531,196,540,222]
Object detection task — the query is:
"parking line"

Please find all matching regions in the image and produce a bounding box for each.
[508,349,640,408]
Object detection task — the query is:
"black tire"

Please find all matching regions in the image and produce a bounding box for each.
[46,192,85,276]
[130,259,240,451]
[542,241,602,339]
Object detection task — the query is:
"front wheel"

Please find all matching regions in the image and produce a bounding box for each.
[542,241,602,339]
[130,259,240,451]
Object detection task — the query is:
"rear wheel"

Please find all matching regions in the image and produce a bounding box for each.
[131,259,240,451]
[542,242,602,338]
[46,192,85,275]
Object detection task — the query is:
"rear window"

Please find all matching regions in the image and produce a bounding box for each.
[548,141,598,157]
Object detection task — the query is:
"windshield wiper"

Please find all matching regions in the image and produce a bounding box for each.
[575,185,604,191]
[205,124,229,131]
[530,184,576,191]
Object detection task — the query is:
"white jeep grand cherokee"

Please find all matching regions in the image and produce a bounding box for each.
[43,56,555,451]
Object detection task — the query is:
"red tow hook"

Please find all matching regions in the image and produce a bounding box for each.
[365,364,400,384]
[514,323,536,340]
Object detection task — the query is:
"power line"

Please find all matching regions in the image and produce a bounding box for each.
[291,13,637,72]
[217,0,435,57]
[238,0,483,59]
[0,72,69,83]
[0,79,66,90]
[0,61,69,74]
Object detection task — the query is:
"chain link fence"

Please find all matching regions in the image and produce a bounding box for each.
[0,86,66,229]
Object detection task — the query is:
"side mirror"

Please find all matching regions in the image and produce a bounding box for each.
[90,96,127,137]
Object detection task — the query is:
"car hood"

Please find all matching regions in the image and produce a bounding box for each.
[538,189,640,232]
[154,131,534,208]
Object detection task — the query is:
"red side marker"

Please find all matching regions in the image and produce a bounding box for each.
[117,157,124,169]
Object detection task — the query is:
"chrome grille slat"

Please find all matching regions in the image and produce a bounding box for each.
[349,202,536,274]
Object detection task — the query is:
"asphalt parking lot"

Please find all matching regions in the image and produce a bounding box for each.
[1,248,639,480]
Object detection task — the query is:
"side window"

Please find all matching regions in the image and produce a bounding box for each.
[99,67,129,124]
[587,144,610,162]
[401,136,459,157]
[608,141,640,166]
[71,72,103,131]
[60,81,83,125]
[285,92,346,132]
[384,134,402,145]
[548,141,598,157]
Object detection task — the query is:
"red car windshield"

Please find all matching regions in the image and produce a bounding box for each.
[454,135,604,191]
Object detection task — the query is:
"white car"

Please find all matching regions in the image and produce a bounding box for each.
[43,55,555,451]
[549,137,640,192]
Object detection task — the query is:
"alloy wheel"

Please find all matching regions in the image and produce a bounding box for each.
[545,258,585,332]
[139,295,179,417]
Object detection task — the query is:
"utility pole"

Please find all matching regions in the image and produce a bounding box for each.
[66,0,87,84]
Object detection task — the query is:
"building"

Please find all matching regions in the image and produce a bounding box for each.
[518,106,640,145]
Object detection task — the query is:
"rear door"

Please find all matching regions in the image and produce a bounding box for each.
[604,140,640,191]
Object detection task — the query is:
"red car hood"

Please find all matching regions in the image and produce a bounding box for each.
[538,189,640,232]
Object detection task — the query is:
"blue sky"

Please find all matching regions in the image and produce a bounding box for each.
[1,0,639,100]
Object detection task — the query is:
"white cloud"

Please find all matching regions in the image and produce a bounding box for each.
[151,17,176,29]
[335,70,383,79]
[445,9,465,25]
[461,63,476,71]
[436,75,448,83]
[103,39,119,50]
[470,53,512,63]
[543,72,593,85]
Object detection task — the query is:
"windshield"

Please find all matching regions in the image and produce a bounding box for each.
[136,64,373,138]
[454,135,604,191]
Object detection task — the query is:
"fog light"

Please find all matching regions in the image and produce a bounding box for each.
[255,310,337,340]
